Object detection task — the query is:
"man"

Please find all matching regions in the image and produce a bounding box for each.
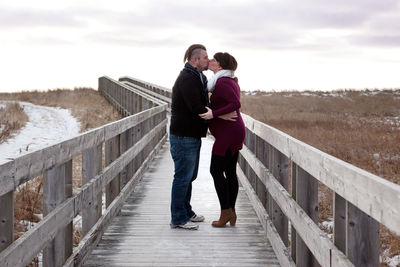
[169,44,210,230]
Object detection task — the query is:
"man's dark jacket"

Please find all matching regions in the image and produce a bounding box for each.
[170,65,209,138]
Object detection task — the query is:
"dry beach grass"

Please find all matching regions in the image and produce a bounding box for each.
[241,88,400,265]
[0,102,29,144]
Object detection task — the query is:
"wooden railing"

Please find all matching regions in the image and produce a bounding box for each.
[123,77,400,267]
[0,76,168,266]
[119,76,172,112]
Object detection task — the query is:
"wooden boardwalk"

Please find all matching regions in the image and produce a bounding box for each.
[84,137,280,267]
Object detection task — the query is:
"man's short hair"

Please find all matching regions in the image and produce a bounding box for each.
[184,44,206,63]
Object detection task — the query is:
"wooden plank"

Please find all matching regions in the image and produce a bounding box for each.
[272,147,289,246]
[82,137,279,267]
[82,145,103,236]
[43,164,66,267]
[295,165,318,267]
[237,166,296,267]
[346,202,380,267]
[64,160,73,260]
[100,76,166,110]
[121,81,172,104]
[119,76,172,94]
[241,113,400,236]
[105,135,120,208]
[0,198,75,267]
[0,161,14,196]
[68,133,167,267]
[0,191,13,253]
[240,145,354,267]
[334,192,346,253]
[0,123,167,267]
[291,161,297,263]
[76,121,167,215]
[0,106,166,196]
[119,129,129,189]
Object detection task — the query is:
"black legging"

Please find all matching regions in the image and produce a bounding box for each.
[210,150,239,210]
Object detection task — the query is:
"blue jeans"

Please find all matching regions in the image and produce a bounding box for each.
[170,134,201,226]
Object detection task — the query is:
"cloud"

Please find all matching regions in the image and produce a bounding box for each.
[0,7,85,29]
[1,0,400,51]
[351,34,400,48]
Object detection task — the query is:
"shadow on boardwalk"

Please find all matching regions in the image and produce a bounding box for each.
[84,137,280,267]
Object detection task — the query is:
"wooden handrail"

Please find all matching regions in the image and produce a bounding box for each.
[119,77,400,267]
[0,77,168,266]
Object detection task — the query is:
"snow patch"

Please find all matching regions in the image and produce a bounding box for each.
[382,249,400,267]
[0,101,80,164]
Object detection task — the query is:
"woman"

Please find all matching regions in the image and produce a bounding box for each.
[199,52,246,227]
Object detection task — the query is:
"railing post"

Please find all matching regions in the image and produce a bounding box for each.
[120,129,133,189]
[271,147,289,246]
[255,136,267,209]
[346,202,380,267]
[295,165,318,267]
[82,144,102,235]
[334,193,346,253]
[64,160,73,259]
[291,161,297,262]
[0,191,13,253]
[43,163,67,267]
[106,135,120,207]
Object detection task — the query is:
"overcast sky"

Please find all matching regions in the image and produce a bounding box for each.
[1,0,399,92]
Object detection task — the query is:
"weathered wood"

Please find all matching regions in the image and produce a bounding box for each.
[0,191,13,253]
[291,161,297,263]
[295,166,318,267]
[0,106,166,196]
[78,121,167,210]
[64,160,73,260]
[83,137,279,267]
[0,199,75,267]
[119,76,172,96]
[237,166,296,267]
[68,133,167,267]
[105,135,120,208]
[121,80,172,104]
[271,147,289,246]
[0,122,167,267]
[100,76,166,114]
[334,192,346,253]
[240,145,354,267]
[346,202,380,267]
[43,164,66,267]
[82,145,102,236]
[0,161,14,196]
[241,113,400,235]
[120,130,130,188]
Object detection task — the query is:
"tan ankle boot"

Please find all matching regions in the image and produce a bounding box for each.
[212,209,234,227]
[230,208,237,226]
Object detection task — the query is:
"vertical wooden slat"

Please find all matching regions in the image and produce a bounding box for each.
[126,128,134,183]
[266,143,274,218]
[64,160,73,259]
[334,192,346,253]
[43,164,66,267]
[290,161,297,263]
[82,144,102,235]
[295,165,318,267]
[271,147,289,246]
[346,202,380,267]
[0,191,13,253]
[120,129,132,189]
[105,135,120,207]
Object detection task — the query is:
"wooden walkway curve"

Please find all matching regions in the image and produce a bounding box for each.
[84,137,280,267]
